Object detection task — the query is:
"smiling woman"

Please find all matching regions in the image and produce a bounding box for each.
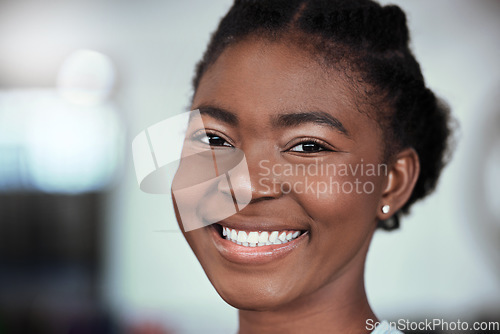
[171,0,453,333]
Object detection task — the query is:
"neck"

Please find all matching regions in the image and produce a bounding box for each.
[238,230,377,334]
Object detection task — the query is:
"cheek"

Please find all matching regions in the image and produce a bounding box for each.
[290,171,385,265]
[294,170,383,219]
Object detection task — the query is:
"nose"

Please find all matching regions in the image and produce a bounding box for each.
[217,147,283,206]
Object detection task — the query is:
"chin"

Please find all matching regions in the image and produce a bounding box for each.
[213,281,299,311]
[201,259,311,312]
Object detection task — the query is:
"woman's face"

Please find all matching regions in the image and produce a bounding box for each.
[178,37,388,310]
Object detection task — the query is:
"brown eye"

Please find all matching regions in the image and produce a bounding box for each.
[289,142,327,153]
[199,133,233,147]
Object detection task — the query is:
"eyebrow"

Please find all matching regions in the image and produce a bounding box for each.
[272,111,349,137]
[193,106,349,137]
[195,106,239,126]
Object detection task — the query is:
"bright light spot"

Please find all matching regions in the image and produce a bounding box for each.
[57,49,116,106]
[25,96,123,193]
[0,88,123,193]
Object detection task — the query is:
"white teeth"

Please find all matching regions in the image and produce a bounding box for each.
[220,226,302,247]
[247,232,259,244]
[237,231,248,243]
[258,231,269,244]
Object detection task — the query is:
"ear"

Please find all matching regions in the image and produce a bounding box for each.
[377,148,420,221]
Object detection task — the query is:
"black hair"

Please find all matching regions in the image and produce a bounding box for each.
[192,0,454,230]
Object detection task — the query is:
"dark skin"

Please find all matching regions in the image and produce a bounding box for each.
[177,36,420,334]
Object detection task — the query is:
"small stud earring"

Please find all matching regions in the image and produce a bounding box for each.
[382,205,390,214]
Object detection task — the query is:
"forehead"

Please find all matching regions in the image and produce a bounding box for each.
[192,37,379,139]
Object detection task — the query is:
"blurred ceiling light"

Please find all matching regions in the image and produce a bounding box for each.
[57,49,116,106]
[25,98,123,194]
[0,49,123,194]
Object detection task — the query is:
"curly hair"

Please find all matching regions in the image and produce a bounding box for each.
[192,0,454,230]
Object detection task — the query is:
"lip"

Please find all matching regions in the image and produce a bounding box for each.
[209,224,309,265]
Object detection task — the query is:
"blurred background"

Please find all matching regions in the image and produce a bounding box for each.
[0,0,499,333]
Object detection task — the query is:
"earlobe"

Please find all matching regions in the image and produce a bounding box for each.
[377,148,420,221]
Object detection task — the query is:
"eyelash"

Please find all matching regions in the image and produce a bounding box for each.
[287,138,333,154]
[192,130,234,148]
[192,130,334,154]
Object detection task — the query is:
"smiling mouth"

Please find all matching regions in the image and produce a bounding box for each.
[213,223,306,247]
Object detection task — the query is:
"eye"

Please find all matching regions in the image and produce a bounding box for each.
[196,131,233,148]
[288,139,333,153]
